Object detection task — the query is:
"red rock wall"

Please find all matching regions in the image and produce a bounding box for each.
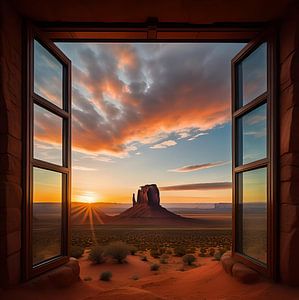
[279,3,299,286]
[0,0,23,287]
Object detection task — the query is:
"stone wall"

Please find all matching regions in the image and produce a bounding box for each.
[0,0,23,287]
[279,3,299,286]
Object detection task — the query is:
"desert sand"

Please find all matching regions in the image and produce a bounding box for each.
[1,252,299,300]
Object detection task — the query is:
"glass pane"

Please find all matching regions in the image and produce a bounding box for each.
[32,168,62,265]
[34,104,63,166]
[237,168,267,264]
[237,104,267,165]
[237,43,267,108]
[34,40,63,108]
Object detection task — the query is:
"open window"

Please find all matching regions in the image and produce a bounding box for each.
[231,31,277,278]
[24,25,72,279]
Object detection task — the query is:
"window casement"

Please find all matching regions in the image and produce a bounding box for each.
[23,25,71,279]
[231,31,277,279]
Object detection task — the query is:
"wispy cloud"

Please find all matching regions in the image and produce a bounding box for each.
[150,140,177,149]
[187,132,208,141]
[160,182,232,191]
[169,160,229,173]
[72,166,97,171]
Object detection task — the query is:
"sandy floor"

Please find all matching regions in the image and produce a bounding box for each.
[1,252,299,300]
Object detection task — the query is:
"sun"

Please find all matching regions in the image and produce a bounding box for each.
[76,191,99,204]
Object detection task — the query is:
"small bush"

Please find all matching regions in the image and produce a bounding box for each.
[174,246,186,257]
[150,248,160,258]
[160,254,169,264]
[100,271,112,281]
[141,255,148,261]
[105,241,130,263]
[83,276,92,281]
[199,247,206,257]
[129,245,138,255]
[186,247,196,254]
[88,246,105,264]
[71,245,84,258]
[131,274,139,280]
[183,254,196,266]
[214,251,222,261]
[150,263,160,271]
[166,249,173,255]
[208,248,215,257]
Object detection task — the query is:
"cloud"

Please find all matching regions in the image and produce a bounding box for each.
[37,43,243,156]
[72,166,97,171]
[187,132,209,141]
[150,140,177,149]
[169,161,229,172]
[160,182,232,191]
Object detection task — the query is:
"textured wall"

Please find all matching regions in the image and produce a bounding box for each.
[279,3,299,286]
[0,0,23,287]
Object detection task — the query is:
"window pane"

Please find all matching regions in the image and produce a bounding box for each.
[237,43,267,108]
[237,104,267,165]
[34,40,63,108]
[34,104,63,166]
[237,168,267,264]
[32,168,62,265]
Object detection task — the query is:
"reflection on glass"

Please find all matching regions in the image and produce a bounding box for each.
[34,104,63,166]
[237,104,267,165]
[32,168,62,265]
[34,40,63,108]
[237,43,267,108]
[237,168,267,264]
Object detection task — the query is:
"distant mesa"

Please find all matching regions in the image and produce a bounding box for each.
[108,184,195,226]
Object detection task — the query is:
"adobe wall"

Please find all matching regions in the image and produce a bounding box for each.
[0,0,23,287]
[279,3,299,286]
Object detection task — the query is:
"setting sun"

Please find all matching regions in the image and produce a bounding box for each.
[76,191,99,203]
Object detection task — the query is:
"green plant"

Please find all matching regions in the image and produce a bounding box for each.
[83,276,92,281]
[88,246,105,264]
[214,251,222,261]
[105,241,130,263]
[150,248,161,258]
[150,263,160,271]
[183,254,196,266]
[100,271,112,281]
[199,247,206,257]
[160,254,169,264]
[174,246,186,257]
[141,255,148,261]
[131,274,139,280]
[129,245,138,255]
[71,245,84,258]
[208,248,215,257]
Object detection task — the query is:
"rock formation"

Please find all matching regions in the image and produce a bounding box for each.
[136,184,160,207]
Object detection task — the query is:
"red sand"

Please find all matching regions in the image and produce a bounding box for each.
[1,253,299,300]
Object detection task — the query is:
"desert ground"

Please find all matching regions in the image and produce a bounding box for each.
[2,251,299,300]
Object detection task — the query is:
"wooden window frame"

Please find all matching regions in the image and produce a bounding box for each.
[22,21,278,280]
[23,24,72,280]
[231,30,278,279]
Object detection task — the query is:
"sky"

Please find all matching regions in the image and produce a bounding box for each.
[32,41,268,204]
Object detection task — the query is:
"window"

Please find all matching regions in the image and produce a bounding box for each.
[24,26,71,278]
[232,34,276,277]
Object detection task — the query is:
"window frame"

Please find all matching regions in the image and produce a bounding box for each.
[231,30,278,279]
[23,24,72,279]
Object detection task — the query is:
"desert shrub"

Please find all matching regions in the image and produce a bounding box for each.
[71,245,84,258]
[199,247,206,257]
[131,274,139,280]
[160,254,169,264]
[129,245,138,255]
[208,248,215,257]
[174,246,186,257]
[219,247,227,256]
[159,247,166,255]
[105,241,130,263]
[183,254,196,266]
[214,251,222,261]
[83,276,92,281]
[186,247,196,254]
[141,255,148,261]
[150,263,160,271]
[100,271,112,281]
[166,249,173,255]
[150,248,161,258]
[88,246,105,264]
